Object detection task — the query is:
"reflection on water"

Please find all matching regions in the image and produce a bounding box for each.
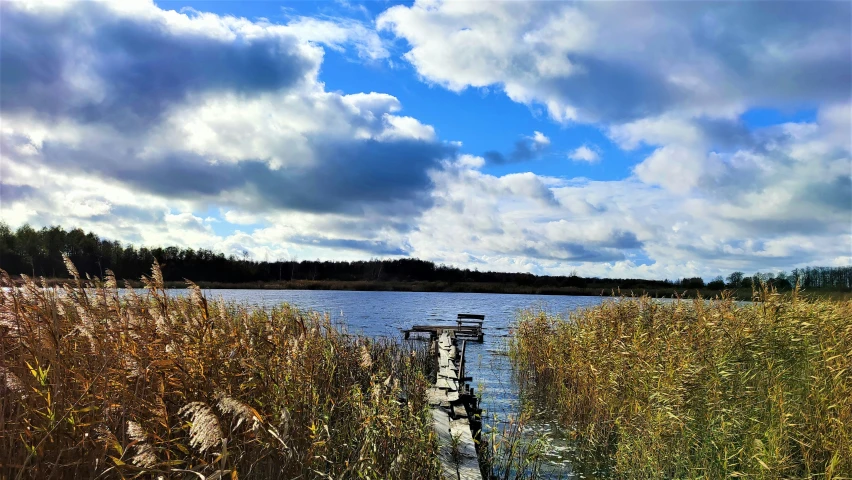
[164,288,606,477]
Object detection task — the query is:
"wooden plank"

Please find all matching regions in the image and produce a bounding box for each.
[436,378,454,390]
[438,349,450,367]
[450,417,482,480]
[428,387,448,406]
[431,408,459,480]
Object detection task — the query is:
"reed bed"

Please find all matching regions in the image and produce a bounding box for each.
[510,288,852,479]
[0,259,439,479]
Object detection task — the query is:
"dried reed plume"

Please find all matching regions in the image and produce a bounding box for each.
[0,261,439,479]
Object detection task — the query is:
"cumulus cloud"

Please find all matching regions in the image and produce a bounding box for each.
[376,0,849,276]
[0,0,456,256]
[405,101,852,278]
[633,145,707,195]
[568,145,600,163]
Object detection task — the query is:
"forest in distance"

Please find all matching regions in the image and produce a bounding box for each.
[1,222,850,295]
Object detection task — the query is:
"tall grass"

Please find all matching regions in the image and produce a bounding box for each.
[510,288,852,478]
[0,260,439,479]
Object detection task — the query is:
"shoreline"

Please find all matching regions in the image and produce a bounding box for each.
[14,277,851,300]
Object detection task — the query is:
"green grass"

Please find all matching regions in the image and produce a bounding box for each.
[510,288,852,478]
[0,260,440,479]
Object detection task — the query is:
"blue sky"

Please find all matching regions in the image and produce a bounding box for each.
[1,0,849,279]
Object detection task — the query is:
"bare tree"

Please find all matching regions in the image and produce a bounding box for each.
[726,271,744,287]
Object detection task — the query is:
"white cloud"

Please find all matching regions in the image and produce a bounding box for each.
[282,16,388,60]
[379,114,436,141]
[530,131,550,147]
[379,1,850,124]
[633,145,706,194]
[455,154,486,169]
[608,115,705,150]
[568,145,600,163]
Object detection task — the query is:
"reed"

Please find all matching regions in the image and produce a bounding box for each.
[510,287,852,478]
[0,259,439,479]
[481,409,550,480]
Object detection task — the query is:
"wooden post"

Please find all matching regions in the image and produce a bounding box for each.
[459,339,467,389]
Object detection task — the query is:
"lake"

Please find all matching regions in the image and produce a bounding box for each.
[189,288,607,478]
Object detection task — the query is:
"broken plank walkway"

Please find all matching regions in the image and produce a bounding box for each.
[427,329,484,480]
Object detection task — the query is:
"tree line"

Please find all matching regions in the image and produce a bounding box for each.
[1,222,849,290]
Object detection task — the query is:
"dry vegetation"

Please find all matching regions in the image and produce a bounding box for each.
[510,288,852,479]
[0,259,439,479]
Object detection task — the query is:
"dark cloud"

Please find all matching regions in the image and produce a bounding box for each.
[515,230,643,263]
[800,175,852,214]
[0,2,315,129]
[600,230,643,249]
[0,183,36,204]
[738,218,845,237]
[484,136,548,164]
[688,2,852,106]
[544,55,684,123]
[670,237,833,268]
[315,218,416,236]
[34,136,455,216]
[524,242,627,263]
[288,235,409,255]
[695,118,762,152]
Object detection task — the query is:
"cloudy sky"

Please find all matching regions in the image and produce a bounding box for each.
[1,0,850,279]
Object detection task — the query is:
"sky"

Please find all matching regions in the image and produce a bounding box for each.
[0,0,850,280]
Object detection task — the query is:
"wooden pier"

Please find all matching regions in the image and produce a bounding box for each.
[426,328,484,480]
[404,313,485,342]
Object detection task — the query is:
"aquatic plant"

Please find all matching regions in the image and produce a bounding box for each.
[510,287,852,478]
[0,259,439,479]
